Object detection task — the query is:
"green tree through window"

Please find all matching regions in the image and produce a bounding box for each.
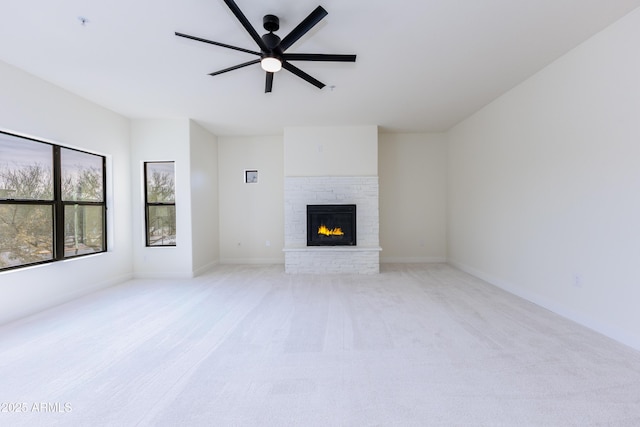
[0,131,106,270]
[144,162,176,246]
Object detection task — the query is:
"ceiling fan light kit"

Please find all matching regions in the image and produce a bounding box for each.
[176,0,356,93]
[261,57,282,73]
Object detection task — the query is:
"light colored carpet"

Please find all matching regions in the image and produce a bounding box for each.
[0,264,639,426]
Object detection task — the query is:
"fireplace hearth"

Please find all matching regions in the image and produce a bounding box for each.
[307,204,356,246]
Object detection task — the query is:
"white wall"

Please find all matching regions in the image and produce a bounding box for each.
[0,60,132,325]
[189,121,219,274]
[379,133,447,262]
[447,9,640,350]
[284,126,378,177]
[130,119,194,278]
[218,135,284,263]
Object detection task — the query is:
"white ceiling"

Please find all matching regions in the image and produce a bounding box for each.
[2,0,639,136]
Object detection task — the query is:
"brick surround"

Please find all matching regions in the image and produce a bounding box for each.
[283,176,381,274]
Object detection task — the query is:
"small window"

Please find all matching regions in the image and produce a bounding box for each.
[144,162,176,246]
[0,131,106,271]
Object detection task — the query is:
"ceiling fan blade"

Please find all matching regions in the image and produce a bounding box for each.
[282,61,325,89]
[175,32,260,56]
[223,0,269,52]
[265,72,274,93]
[283,53,356,62]
[280,6,328,52]
[209,59,260,76]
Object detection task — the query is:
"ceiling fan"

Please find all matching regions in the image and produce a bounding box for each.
[175,0,356,93]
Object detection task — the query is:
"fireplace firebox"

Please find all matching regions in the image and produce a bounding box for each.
[307,204,356,246]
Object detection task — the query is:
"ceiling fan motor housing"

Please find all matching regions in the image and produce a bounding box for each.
[262,14,282,57]
[262,32,281,51]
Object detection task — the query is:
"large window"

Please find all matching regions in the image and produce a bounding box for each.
[0,131,106,271]
[144,162,176,246]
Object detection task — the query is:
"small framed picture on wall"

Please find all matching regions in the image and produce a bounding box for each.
[244,169,258,183]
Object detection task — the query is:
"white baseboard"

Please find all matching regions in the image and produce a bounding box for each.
[380,256,447,264]
[192,260,219,277]
[58,272,133,303]
[132,271,195,280]
[219,258,285,265]
[448,258,640,352]
[0,271,133,327]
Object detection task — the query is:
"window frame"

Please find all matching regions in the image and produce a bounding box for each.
[0,130,107,272]
[143,161,176,247]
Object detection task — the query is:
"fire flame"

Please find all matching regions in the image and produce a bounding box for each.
[318,224,344,236]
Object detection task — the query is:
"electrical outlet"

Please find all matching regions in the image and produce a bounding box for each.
[573,274,583,288]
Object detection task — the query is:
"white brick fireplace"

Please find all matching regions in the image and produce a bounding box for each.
[282,126,381,274]
[283,176,381,274]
